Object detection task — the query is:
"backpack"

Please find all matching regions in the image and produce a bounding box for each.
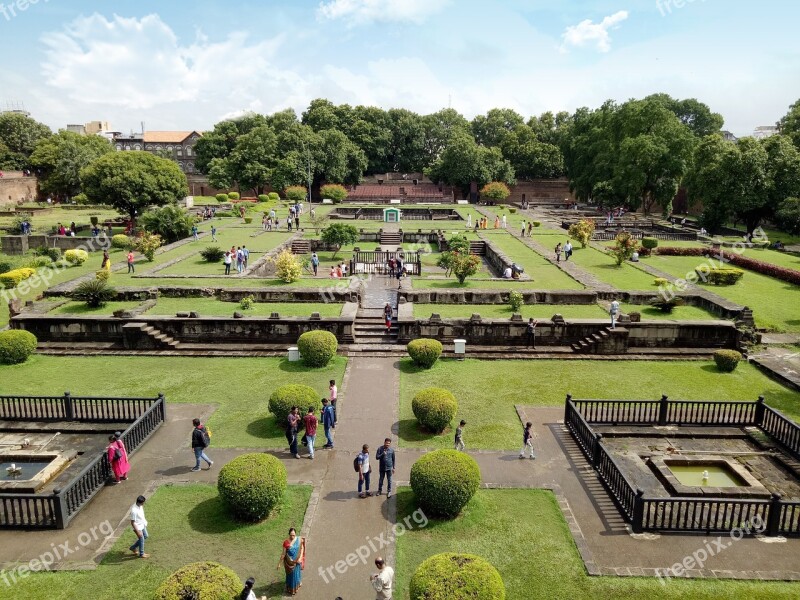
[353,455,361,472]
[113,447,123,461]
[201,427,211,447]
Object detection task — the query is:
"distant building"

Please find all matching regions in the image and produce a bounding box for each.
[113,130,203,174]
[66,120,113,136]
[721,130,737,142]
[752,125,778,139]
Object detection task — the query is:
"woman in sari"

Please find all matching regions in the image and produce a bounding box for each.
[107,432,130,483]
[277,527,305,596]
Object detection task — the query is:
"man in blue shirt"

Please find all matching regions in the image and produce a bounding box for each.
[321,398,335,448]
[376,438,396,498]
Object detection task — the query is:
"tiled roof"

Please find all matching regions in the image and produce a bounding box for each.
[143,131,202,143]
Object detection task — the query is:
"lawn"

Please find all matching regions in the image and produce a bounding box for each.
[48,300,143,315]
[619,303,725,321]
[394,488,800,600]
[568,245,656,290]
[412,304,607,319]
[398,359,800,450]
[11,484,311,600]
[646,254,800,332]
[147,297,344,317]
[487,234,584,289]
[0,355,347,448]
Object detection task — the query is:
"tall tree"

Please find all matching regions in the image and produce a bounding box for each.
[0,112,52,169]
[421,108,470,166]
[471,108,525,147]
[778,99,800,149]
[207,125,279,195]
[426,131,515,193]
[645,93,724,137]
[349,105,393,174]
[387,108,426,172]
[500,125,565,178]
[29,131,113,198]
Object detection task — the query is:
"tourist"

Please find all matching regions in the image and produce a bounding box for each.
[681,217,687,226]
[455,420,466,451]
[127,250,135,274]
[330,265,337,278]
[269,208,276,221]
[554,242,562,263]
[395,256,404,288]
[526,221,533,237]
[287,216,293,231]
[335,264,343,278]
[101,250,110,270]
[190,418,213,472]
[525,318,538,349]
[70,221,77,234]
[521,220,526,237]
[311,252,319,276]
[519,422,535,459]
[564,240,573,261]
[107,432,130,484]
[287,406,301,459]
[239,576,266,600]
[370,557,394,600]
[503,266,513,279]
[192,224,199,241]
[699,227,708,236]
[276,527,305,596]
[502,214,507,229]
[329,379,338,423]
[383,302,393,333]
[236,247,244,273]
[466,213,472,228]
[376,438,396,498]
[224,251,232,275]
[388,257,396,279]
[211,225,217,242]
[609,298,620,329]
[494,216,500,229]
[340,261,348,277]
[310,207,316,219]
[242,245,250,269]
[262,214,268,230]
[322,398,335,448]
[358,444,372,498]
[295,213,300,231]
[128,495,149,558]
[304,407,318,460]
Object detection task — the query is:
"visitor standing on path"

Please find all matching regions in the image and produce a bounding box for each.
[101,249,110,270]
[376,438,396,498]
[383,302,393,333]
[127,250,135,273]
[107,432,130,483]
[190,418,213,471]
[211,225,217,242]
[502,214,507,229]
[609,298,620,329]
[370,557,394,600]
[525,318,538,349]
[554,242,562,262]
[236,247,244,273]
[455,420,466,451]
[304,407,318,459]
[358,444,372,498]
[311,252,319,276]
[520,422,536,459]
[277,527,305,596]
[521,220,526,237]
[395,256,404,288]
[564,240,573,260]
[330,380,338,423]
[287,406,301,459]
[321,398,335,448]
[224,251,232,275]
[242,245,250,269]
[527,221,533,237]
[128,495,149,558]
[192,225,199,241]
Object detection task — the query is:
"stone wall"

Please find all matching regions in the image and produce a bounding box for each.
[400,290,600,305]
[0,176,38,205]
[1,234,111,255]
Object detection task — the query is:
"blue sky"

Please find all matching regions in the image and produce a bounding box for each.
[0,0,797,137]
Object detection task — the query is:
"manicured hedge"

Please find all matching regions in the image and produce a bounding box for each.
[410,553,505,600]
[412,388,458,433]
[641,237,659,250]
[297,330,338,367]
[696,268,744,285]
[64,249,88,266]
[269,384,320,423]
[111,234,132,249]
[0,330,37,364]
[154,561,241,600]
[410,450,480,518]
[408,339,443,369]
[227,192,240,200]
[24,256,52,269]
[217,453,287,521]
[215,193,228,202]
[714,349,742,373]
[656,247,800,285]
[653,278,669,286]
[0,267,36,289]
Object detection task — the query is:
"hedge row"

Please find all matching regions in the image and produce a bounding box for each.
[655,247,800,285]
[0,267,36,289]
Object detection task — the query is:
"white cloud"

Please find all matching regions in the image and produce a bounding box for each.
[560,10,628,53]
[316,0,449,25]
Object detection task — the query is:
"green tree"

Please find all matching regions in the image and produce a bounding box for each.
[775,197,800,235]
[29,131,113,198]
[221,125,279,195]
[778,99,800,149]
[646,94,724,137]
[80,152,188,221]
[471,108,525,147]
[500,124,565,178]
[0,112,52,169]
[193,113,269,174]
[349,106,393,173]
[387,108,426,172]
[611,231,639,266]
[284,186,307,202]
[480,182,511,202]
[320,223,358,259]
[320,183,348,203]
[422,108,471,166]
[139,204,196,243]
[451,253,481,284]
[426,131,515,193]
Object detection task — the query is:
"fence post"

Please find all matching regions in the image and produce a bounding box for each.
[658,394,669,426]
[632,489,645,533]
[63,391,73,421]
[755,395,765,427]
[766,493,782,537]
[564,394,572,423]
[52,489,66,529]
[592,433,603,469]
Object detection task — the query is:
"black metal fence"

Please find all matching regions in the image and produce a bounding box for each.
[0,393,166,529]
[350,251,421,276]
[564,394,800,536]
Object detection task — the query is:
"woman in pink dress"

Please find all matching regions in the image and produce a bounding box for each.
[107,432,130,484]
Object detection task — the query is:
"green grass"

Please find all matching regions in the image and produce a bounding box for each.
[487,234,584,289]
[619,303,725,321]
[11,484,311,600]
[48,300,142,315]
[399,359,800,450]
[412,304,607,319]
[395,488,800,600]
[0,355,346,448]
[646,254,800,332]
[147,297,344,317]
[568,245,656,290]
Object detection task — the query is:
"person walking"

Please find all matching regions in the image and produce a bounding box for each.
[192,224,199,241]
[501,214,507,229]
[190,418,213,471]
[383,302,393,334]
[564,240,573,261]
[236,247,244,274]
[395,257,404,289]
[454,420,466,452]
[554,242,562,263]
[376,438,396,498]
[310,252,319,276]
[521,220,526,237]
[358,444,372,498]
[527,221,533,237]
[321,398,335,449]
[287,406,301,459]
[609,298,620,329]
[519,421,536,459]
[211,225,217,242]
[128,495,149,558]
[242,245,250,269]
[525,318,538,349]
[127,250,135,274]
[107,432,130,483]
[370,557,394,600]
[100,249,110,270]
[329,379,338,423]
[294,213,300,231]
[224,251,232,275]
[304,407,318,459]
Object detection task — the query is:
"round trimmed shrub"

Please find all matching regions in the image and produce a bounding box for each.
[714,349,742,373]
[297,330,338,367]
[410,450,480,518]
[641,237,659,250]
[217,453,287,521]
[268,384,320,423]
[0,330,37,365]
[227,192,240,200]
[412,388,458,433]
[408,339,442,369]
[654,278,668,286]
[111,234,131,250]
[154,561,241,600]
[268,192,280,202]
[64,249,88,266]
[243,216,253,224]
[410,553,505,600]
[257,194,269,202]
[215,193,228,202]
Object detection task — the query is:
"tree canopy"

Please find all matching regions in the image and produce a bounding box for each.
[779,99,800,149]
[29,130,113,198]
[0,112,52,169]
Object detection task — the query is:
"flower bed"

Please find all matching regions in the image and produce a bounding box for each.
[655,247,800,285]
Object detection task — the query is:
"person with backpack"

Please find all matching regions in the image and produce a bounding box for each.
[357,444,372,498]
[107,432,130,483]
[190,418,213,472]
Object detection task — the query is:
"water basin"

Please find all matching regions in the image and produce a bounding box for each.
[667,463,746,488]
[0,459,51,481]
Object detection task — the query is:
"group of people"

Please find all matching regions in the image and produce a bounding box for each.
[261,203,309,232]
[554,240,573,262]
[224,245,250,274]
[386,256,406,287]
[519,220,535,237]
[286,380,338,458]
[605,207,626,225]
[328,260,349,279]
[197,206,217,220]
[55,222,77,236]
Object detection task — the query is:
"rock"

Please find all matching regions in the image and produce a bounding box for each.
[176,311,190,318]
[310,312,321,320]
[233,311,244,319]
[189,311,200,318]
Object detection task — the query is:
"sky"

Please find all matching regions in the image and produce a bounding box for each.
[0,0,797,137]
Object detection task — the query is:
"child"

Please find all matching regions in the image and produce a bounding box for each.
[520,422,535,459]
[455,420,466,451]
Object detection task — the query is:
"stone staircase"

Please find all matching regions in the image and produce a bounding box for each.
[380,231,402,246]
[352,308,398,346]
[571,326,616,354]
[469,241,486,256]
[291,239,311,254]
[121,322,180,349]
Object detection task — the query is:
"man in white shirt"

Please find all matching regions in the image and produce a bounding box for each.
[609,299,620,330]
[370,557,394,599]
[358,444,371,498]
[503,266,513,279]
[129,495,149,558]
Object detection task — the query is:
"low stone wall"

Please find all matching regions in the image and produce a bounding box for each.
[400,290,600,304]
[1,234,111,255]
[479,233,516,277]
[0,176,37,205]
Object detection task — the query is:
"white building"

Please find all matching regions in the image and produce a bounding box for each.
[752,125,779,139]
